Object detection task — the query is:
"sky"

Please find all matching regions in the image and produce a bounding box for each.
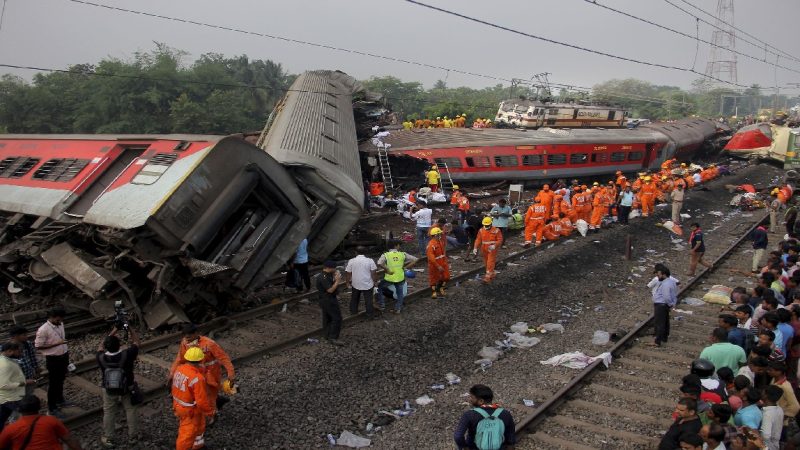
[1,0,798,94]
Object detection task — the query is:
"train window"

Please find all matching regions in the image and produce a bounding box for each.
[465,156,491,168]
[434,157,462,169]
[32,158,90,182]
[547,154,567,165]
[132,153,179,185]
[610,152,626,162]
[628,152,644,161]
[569,153,588,164]
[549,108,558,115]
[494,155,518,167]
[522,155,543,166]
[0,157,40,178]
[591,153,608,163]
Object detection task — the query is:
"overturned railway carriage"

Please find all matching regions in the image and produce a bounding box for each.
[364,118,717,182]
[0,70,367,328]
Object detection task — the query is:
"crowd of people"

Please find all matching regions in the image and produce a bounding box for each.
[401,115,495,129]
[0,309,236,450]
[654,214,800,450]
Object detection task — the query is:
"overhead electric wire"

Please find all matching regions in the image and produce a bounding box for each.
[672,0,800,64]
[53,0,698,107]
[662,0,800,65]
[403,0,749,89]
[582,0,800,76]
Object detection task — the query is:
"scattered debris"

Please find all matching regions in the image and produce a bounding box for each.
[335,431,371,448]
[540,351,613,369]
[539,323,565,333]
[673,308,694,315]
[415,395,434,406]
[682,297,705,306]
[445,372,461,385]
[523,399,536,407]
[591,331,610,346]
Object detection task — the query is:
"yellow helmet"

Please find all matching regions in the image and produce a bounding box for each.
[453,185,460,190]
[222,379,238,395]
[661,175,667,180]
[592,181,600,186]
[644,176,652,181]
[429,227,443,236]
[680,163,687,167]
[482,217,493,226]
[184,347,204,362]
[772,188,780,195]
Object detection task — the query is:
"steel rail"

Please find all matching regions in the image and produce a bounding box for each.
[513,213,768,437]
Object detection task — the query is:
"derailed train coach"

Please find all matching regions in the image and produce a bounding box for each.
[0,70,365,328]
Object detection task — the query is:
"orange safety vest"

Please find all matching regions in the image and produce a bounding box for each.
[450,191,462,206]
[458,196,470,212]
[172,364,213,416]
[170,336,235,388]
[525,203,547,222]
[475,227,502,251]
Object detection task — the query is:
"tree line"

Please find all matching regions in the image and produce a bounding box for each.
[0,45,797,135]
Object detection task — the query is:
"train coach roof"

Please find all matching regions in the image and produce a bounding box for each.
[363,127,666,152]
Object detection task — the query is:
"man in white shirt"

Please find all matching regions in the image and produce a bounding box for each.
[345,248,378,318]
[760,385,784,450]
[35,308,69,417]
[412,205,432,255]
[0,343,32,432]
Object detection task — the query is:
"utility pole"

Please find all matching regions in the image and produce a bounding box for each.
[705,0,738,85]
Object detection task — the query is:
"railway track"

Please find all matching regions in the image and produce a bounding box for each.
[514,213,770,449]
[52,225,545,430]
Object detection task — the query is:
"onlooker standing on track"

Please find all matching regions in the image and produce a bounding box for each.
[96,326,140,448]
[412,204,432,255]
[699,423,726,450]
[0,343,30,433]
[375,240,418,314]
[617,185,634,225]
[766,361,800,423]
[699,328,747,372]
[734,389,763,429]
[34,308,69,417]
[769,190,782,233]
[9,326,38,396]
[752,224,769,274]
[718,314,747,350]
[316,260,344,345]
[292,238,311,293]
[658,398,702,450]
[0,395,82,450]
[453,384,515,450]
[345,247,377,318]
[688,223,713,277]
[648,264,678,347]
[671,182,685,225]
[490,199,512,248]
[760,385,784,450]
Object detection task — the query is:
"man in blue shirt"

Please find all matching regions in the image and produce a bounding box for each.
[718,315,747,350]
[734,388,762,429]
[490,199,512,249]
[648,264,678,347]
[617,185,634,225]
[761,312,786,356]
[292,239,311,292]
[776,308,794,356]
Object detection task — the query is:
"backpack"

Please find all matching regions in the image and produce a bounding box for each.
[101,351,129,395]
[473,407,505,450]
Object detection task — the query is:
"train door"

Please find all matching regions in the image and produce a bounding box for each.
[642,143,656,168]
[66,146,147,217]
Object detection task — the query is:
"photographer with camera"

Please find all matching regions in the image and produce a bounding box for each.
[96,316,140,448]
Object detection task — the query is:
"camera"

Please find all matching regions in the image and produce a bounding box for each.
[113,301,129,330]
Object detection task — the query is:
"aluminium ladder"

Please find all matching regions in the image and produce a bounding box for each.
[435,161,455,193]
[376,143,395,192]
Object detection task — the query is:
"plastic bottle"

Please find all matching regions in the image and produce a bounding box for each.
[366,423,374,433]
[307,338,319,344]
[327,434,336,446]
[404,400,411,410]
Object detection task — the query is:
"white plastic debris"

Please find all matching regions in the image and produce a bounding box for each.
[576,219,589,237]
[680,213,691,219]
[683,297,705,306]
[709,211,724,216]
[541,323,565,333]
[523,399,536,407]
[478,346,503,361]
[591,330,610,346]
[336,431,371,448]
[281,303,288,313]
[445,372,461,385]
[506,333,541,348]
[415,395,434,406]
[673,308,694,315]
[540,351,613,369]
[510,322,529,334]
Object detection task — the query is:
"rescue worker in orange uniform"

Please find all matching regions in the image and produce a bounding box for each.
[661,158,675,171]
[172,347,214,450]
[556,194,578,223]
[473,217,503,283]
[683,172,695,189]
[632,174,645,192]
[535,184,555,219]
[457,192,470,224]
[414,119,424,129]
[673,174,687,191]
[572,186,590,223]
[523,199,547,247]
[450,185,462,216]
[614,171,627,190]
[639,176,657,217]
[169,324,235,418]
[589,185,609,231]
[426,228,450,299]
[542,220,563,241]
[558,212,574,236]
[422,118,432,128]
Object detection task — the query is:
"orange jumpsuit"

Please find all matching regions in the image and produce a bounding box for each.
[559,217,574,236]
[684,175,695,188]
[172,363,214,450]
[170,336,235,412]
[457,196,470,214]
[615,175,628,190]
[524,203,547,245]
[661,158,675,171]
[542,221,562,241]
[535,189,555,219]
[640,182,657,217]
[426,237,450,288]
[590,191,608,229]
[572,192,590,223]
[474,227,503,283]
[450,190,462,207]
[558,198,578,223]
[674,177,687,190]
[422,119,431,128]
[700,169,712,183]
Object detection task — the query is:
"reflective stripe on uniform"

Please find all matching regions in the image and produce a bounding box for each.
[174,397,196,407]
[435,255,446,259]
